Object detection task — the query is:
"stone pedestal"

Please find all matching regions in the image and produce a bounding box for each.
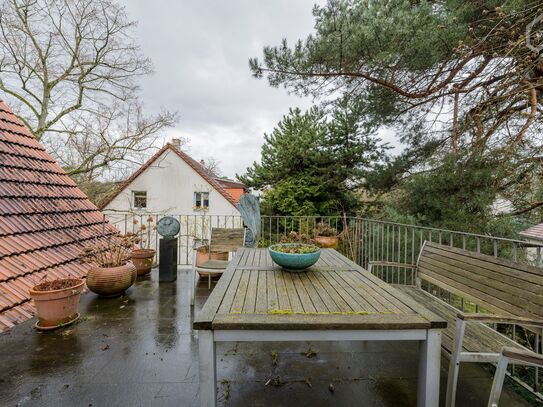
[159,237,177,282]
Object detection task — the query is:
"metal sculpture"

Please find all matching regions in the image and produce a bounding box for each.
[157,216,180,282]
[237,194,260,247]
[156,216,180,237]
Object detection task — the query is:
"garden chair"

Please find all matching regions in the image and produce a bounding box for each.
[190,227,245,306]
[488,347,543,407]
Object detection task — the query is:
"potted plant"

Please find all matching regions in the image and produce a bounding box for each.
[268,232,321,271]
[29,278,85,330]
[314,222,339,249]
[131,218,156,276]
[79,233,138,297]
[269,231,321,271]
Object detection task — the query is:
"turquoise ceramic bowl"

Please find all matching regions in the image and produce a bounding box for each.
[268,244,321,271]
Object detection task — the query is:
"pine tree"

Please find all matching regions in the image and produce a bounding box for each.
[239,106,386,216]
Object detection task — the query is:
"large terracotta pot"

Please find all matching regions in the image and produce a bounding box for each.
[29,278,84,329]
[86,263,137,297]
[131,248,156,276]
[196,247,228,279]
[315,235,339,249]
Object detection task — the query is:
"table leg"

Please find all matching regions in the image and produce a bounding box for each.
[418,329,442,407]
[198,330,217,407]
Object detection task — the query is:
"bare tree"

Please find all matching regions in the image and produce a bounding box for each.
[202,156,222,178]
[52,100,176,178]
[0,0,174,178]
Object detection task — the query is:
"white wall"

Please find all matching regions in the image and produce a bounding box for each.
[104,149,239,215]
[102,149,242,264]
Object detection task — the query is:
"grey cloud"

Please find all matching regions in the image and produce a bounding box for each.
[119,0,320,177]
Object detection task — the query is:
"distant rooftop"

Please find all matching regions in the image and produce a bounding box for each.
[519,223,543,242]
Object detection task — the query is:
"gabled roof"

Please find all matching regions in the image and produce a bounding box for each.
[519,223,543,242]
[99,143,239,209]
[0,99,115,332]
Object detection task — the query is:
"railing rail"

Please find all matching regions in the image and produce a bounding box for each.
[102,211,243,265]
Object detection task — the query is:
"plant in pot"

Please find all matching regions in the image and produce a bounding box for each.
[79,233,138,297]
[269,231,321,271]
[131,218,157,276]
[29,278,85,330]
[314,222,339,249]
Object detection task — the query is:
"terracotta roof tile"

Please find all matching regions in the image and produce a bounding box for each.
[99,143,239,209]
[0,98,116,332]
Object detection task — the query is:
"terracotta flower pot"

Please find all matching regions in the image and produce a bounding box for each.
[29,278,84,329]
[86,263,137,297]
[315,235,339,249]
[196,247,228,279]
[131,248,156,276]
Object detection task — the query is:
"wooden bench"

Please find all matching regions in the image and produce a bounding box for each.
[368,241,543,407]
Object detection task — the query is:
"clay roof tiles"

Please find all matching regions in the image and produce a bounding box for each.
[0,99,115,332]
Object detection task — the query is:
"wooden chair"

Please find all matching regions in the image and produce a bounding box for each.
[190,227,245,306]
[368,241,543,407]
[488,347,543,407]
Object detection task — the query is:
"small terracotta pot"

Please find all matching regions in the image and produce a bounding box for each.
[131,248,156,276]
[315,235,339,249]
[196,248,228,279]
[29,278,84,328]
[86,263,137,297]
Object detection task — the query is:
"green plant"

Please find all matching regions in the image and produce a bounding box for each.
[270,244,320,254]
[314,222,337,237]
[279,231,315,244]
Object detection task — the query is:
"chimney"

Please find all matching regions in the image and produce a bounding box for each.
[171,138,181,150]
[199,159,205,167]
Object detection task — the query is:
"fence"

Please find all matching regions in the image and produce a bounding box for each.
[104,211,543,398]
[103,211,242,265]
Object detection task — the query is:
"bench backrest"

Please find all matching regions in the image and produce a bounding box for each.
[417,241,543,319]
[210,228,245,253]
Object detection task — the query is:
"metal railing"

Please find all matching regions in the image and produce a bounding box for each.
[103,211,543,398]
[261,215,542,269]
[102,211,243,265]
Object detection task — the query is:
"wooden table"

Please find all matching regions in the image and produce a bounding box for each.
[194,248,446,407]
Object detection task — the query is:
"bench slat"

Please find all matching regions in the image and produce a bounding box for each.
[423,249,543,298]
[419,242,543,319]
[424,242,543,277]
[419,258,543,316]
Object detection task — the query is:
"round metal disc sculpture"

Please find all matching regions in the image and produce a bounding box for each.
[156,216,180,237]
[156,216,180,282]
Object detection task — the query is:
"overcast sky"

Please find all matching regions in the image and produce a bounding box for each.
[119,0,327,179]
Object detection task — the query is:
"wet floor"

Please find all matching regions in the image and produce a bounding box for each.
[0,268,537,406]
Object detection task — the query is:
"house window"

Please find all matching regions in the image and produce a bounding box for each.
[194,192,209,210]
[133,191,147,209]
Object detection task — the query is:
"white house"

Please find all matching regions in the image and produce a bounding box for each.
[100,141,246,262]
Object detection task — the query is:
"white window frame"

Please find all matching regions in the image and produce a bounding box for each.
[132,191,147,209]
[194,191,210,211]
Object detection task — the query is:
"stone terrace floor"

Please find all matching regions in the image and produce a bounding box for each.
[0,268,538,407]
